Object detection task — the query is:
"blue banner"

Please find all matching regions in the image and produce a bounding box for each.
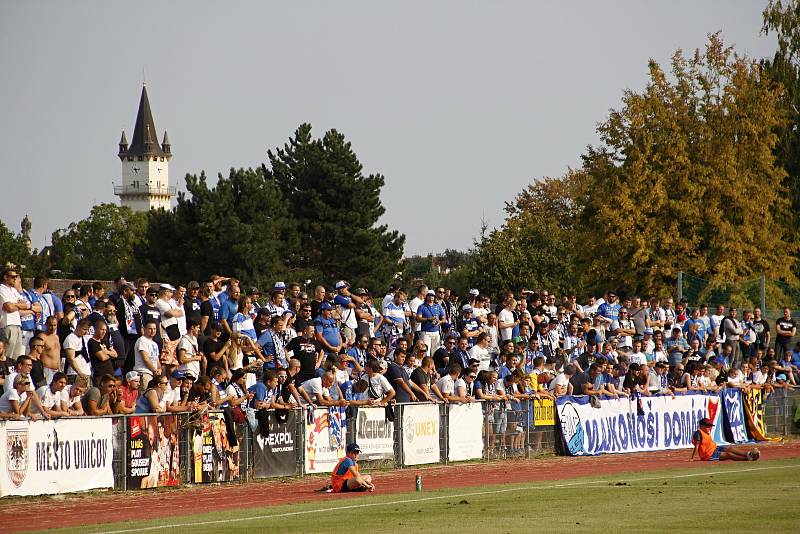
[720,388,751,444]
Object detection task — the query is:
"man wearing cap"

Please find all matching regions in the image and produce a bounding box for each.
[314,302,342,356]
[139,287,163,351]
[331,443,374,492]
[691,418,759,461]
[416,289,445,355]
[381,289,408,348]
[333,281,360,347]
[407,285,428,343]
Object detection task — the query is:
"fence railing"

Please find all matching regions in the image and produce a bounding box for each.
[2,391,796,497]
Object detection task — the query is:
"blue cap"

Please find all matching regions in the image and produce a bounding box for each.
[321,301,333,310]
[171,370,186,380]
[274,281,286,290]
[346,443,362,453]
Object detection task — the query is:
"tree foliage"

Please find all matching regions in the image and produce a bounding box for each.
[268,124,405,291]
[49,203,147,280]
[0,220,32,273]
[139,167,296,286]
[577,33,795,295]
[466,171,585,296]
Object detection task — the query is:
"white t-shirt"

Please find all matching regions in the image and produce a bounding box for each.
[409,297,424,332]
[0,283,23,328]
[498,309,515,341]
[0,388,26,412]
[550,372,569,393]
[156,298,179,329]
[711,314,726,343]
[300,377,330,399]
[134,336,160,376]
[177,334,200,379]
[63,332,91,376]
[365,373,393,400]
[436,375,455,395]
[173,298,187,336]
[629,351,647,366]
[469,344,491,371]
[36,385,67,410]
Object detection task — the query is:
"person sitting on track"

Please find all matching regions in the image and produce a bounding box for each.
[331,443,375,493]
[690,418,760,462]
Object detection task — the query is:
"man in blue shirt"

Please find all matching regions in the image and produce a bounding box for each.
[315,302,342,355]
[597,291,621,327]
[456,305,480,347]
[219,285,241,336]
[416,289,445,356]
[682,307,708,345]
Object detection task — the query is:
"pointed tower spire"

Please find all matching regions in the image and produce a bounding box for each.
[161,130,171,155]
[127,84,164,157]
[118,130,128,159]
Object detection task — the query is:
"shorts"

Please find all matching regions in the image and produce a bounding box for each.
[709,446,727,461]
[339,481,367,492]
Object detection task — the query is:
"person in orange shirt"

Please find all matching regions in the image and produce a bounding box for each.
[331,443,375,492]
[690,418,760,461]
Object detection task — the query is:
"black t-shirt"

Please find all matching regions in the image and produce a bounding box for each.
[432,347,451,372]
[88,338,115,379]
[752,319,770,348]
[410,367,431,392]
[776,318,796,343]
[294,316,311,333]
[386,362,412,403]
[200,300,215,335]
[184,297,202,324]
[139,304,163,345]
[203,338,226,373]
[570,371,589,394]
[310,300,324,321]
[715,370,729,386]
[286,336,321,383]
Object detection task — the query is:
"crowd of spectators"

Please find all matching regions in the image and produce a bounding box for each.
[1,266,797,444]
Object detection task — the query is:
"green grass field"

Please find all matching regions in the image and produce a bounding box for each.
[44,458,800,534]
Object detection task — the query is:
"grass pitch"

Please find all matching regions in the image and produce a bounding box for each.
[43,458,800,534]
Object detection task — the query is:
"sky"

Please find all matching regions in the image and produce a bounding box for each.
[0,1,778,257]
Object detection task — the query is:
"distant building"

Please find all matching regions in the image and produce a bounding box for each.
[114,84,174,211]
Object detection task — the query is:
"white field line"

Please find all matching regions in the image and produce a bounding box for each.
[97,463,799,534]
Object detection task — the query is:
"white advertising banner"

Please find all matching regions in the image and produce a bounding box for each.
[354,407,394,460]
[304,408,345,474]
[556,393,723,456]
[0,418,114,497]
[401,404,440,466]
[447,403,483,461]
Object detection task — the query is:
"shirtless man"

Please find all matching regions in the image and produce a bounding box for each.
[40,316,62,384]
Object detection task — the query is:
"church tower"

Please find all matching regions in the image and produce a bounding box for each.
[114,84,174,211]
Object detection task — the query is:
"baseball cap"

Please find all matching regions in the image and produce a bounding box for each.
[282,309,296,317]
[346,443,362,453]
[257,307,271,316]
[644,328,654,335]
[469,288,479,296]
[171,370,186,380]
[183,373,196,382]
[353,288,368,296]
[321,301,333,310]
[248,287,261,295]
[160,284,176,292]
[273,281,286,290]
[121,281,135,290]
[462,304,473,312]
[187,281,200,289]
[699,418,713,427]
[426,289,435,297]
[125,371,140,382]
[335,280,349,290]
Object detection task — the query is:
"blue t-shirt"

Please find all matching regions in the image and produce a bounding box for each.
[315,316,341,350]
[597,302,621,322]
[333,295,352,309]
[335,457,355,476]
[682,318,707,342]
[220,298,238,324]
[461,318,480,347]
[48,291,63,315]
[20,289,39,332]
[417,303,444,333]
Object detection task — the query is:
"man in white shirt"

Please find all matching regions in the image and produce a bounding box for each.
[363,359,395,404]
[0,267,31,359]
[177,320,203,380]
[435,363,471,403]
[64,319,92,385]
[134,320,161,392]
[469,332,492,371]
[497,297,518,342]
[299,371,347,407]
[408,285,427,341]
[35,371,70,417]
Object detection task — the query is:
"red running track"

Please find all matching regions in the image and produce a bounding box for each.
[2,442,799,533]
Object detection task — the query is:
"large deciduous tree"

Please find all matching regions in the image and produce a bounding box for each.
[578,33,795,295]
[49,203,147,280]
[267,124,404,292]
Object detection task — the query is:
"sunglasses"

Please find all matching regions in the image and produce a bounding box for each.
[21,382,31,386]
[467,375,477,379]
[159,381,168,385]
[64,294,76,298]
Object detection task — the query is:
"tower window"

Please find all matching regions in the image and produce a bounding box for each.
[160,157,165,162]
[137,156,143,161]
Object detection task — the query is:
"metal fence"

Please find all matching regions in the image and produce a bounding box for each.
[763,388,800,436]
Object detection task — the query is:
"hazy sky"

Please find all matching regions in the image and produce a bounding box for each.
[0,1,777,257]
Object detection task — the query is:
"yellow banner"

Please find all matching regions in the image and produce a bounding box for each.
[533,398,555,426]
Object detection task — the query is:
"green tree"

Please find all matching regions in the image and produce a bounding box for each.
[140,167,297,286]
[49,204,147,280]
[762,0,800,277]
[466,171,584,296]
[578,33,795,295]
[267,124,404,291]
[0,220,32,274]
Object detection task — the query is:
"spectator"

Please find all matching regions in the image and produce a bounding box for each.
[410,356,443,402]
[115,371,140,414]
[36,371,70,418]
[0,266,31,360]
[81,374,117,416]
[314,302,342,356]
[88,320,117,386]
[39,315,61,385]
[0,373,47,419]
[177,319,203,381]
[64,318,92,385]
[775,307,796,362]
[156,284,183,367]
[298,371,346,407]
[134,320,161,392]
[135,373,169,413]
